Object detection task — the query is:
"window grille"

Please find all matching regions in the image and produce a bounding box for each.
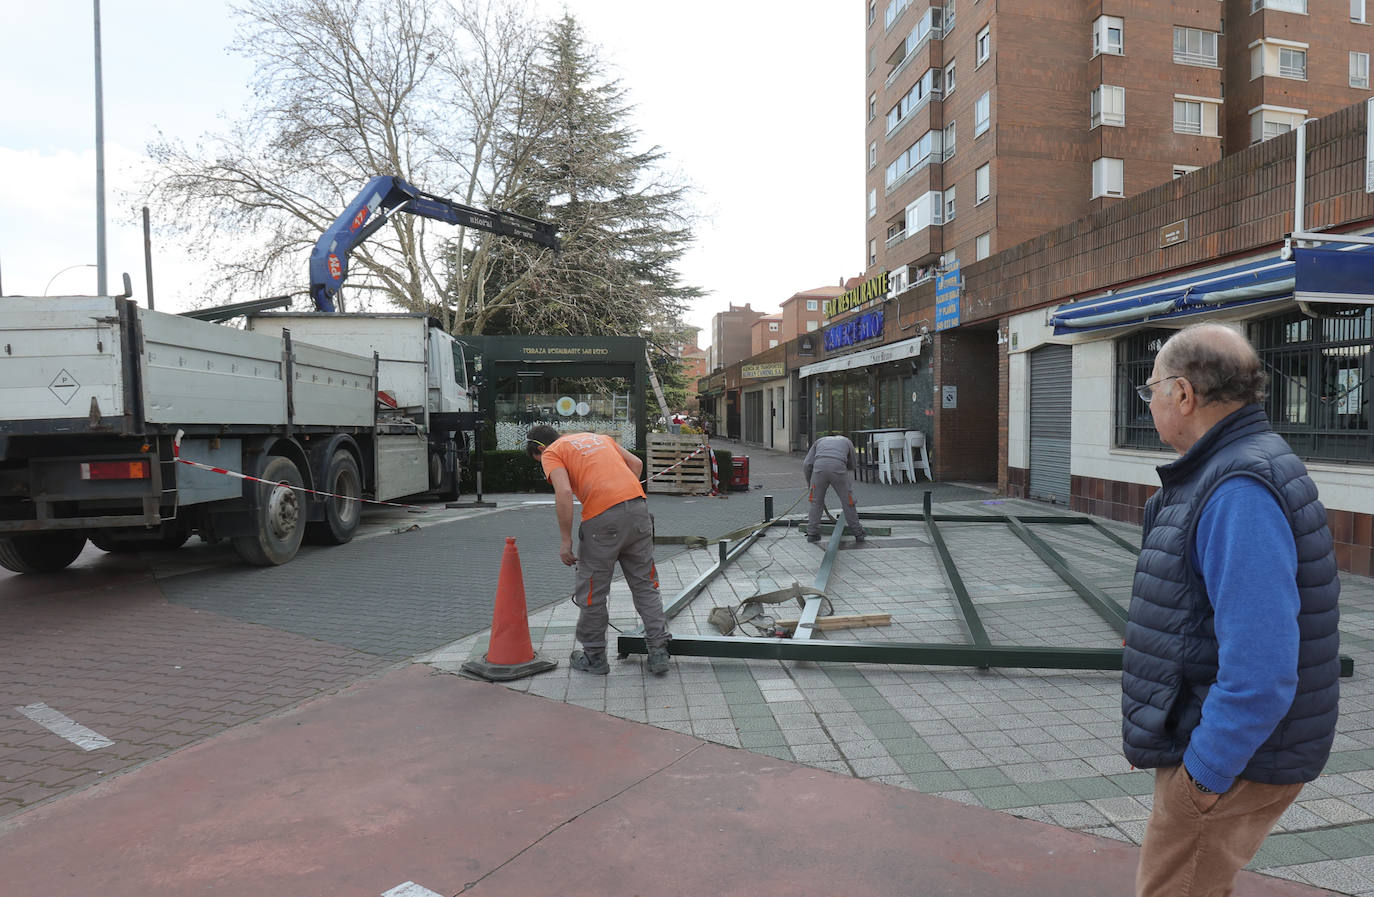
[1114,329,1171,450]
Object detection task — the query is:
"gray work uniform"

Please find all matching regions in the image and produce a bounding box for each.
[803,435,866,540]
[573,497,670,651]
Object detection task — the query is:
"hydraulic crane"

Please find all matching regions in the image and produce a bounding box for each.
[309,176,558,312]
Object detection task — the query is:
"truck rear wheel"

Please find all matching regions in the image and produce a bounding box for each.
[0,531,89,573]
[306,449,361,545]
[232,455,306,566]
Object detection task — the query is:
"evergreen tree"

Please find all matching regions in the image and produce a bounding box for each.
[462,13,701,337]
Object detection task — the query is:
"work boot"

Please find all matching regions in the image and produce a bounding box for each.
[855,533,866,544]
[646,642,671,675]
[570,649,610,675]
[806,533,821,543]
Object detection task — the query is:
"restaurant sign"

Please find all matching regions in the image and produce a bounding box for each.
[824,271,888,319]
[824,309,884,351]
[741,362,786,380]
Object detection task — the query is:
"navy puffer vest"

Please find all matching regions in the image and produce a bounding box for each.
[1122,404,1340,784]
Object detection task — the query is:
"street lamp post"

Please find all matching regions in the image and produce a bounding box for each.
[44,264,98,297]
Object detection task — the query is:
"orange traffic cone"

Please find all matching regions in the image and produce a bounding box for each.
[462,537,558,681]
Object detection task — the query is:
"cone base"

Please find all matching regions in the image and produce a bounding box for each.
[461,652,559,682]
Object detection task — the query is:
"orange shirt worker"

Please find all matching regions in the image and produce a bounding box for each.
[526,425,672,675]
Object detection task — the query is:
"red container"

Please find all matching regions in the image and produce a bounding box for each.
[730,456,750,491]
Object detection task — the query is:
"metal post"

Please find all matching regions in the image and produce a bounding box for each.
[93,0,108,297]
[1295,120,1307,236]
[142,206,155,309]
[763,495,774,522]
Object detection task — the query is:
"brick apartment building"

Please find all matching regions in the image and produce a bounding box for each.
[750,315,784,355]
[710,303,766,371]
[867,0,1373,288]
[780,285,845,339]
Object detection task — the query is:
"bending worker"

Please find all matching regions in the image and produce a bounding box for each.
[802,432,867,544]
[525,425,672,676]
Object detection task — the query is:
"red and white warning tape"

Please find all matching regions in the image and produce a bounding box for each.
[171,429,429,511]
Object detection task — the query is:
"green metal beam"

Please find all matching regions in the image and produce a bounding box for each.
[1090,519,1141,556]
[618,634,1124,672]
[1001,514,1129,637]
[923,492,991,650]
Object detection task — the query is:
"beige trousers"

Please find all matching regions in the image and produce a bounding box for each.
[1137,765,1303,897]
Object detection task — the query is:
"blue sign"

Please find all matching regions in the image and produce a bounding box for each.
[824,310,884,351]
[935,267,961,332]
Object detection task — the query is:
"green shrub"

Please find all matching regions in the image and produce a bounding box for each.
[459,450,551,493]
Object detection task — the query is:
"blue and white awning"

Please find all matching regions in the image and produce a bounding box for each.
[1049,242,1374,335]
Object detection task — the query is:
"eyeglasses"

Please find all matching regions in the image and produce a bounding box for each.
[1135,375,1181,403]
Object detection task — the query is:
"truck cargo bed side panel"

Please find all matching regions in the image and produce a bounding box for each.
[375,433,429,500]
[289,342,375,427]
[0,297,126,426]
[138,310,287,425]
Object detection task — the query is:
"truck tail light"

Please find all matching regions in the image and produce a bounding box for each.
[81,461,151,481]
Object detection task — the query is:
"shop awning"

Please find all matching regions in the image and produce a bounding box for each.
[1050,242,1374,336]
[797,335,923,379]
[1049,256,1294,335]
[1294,245,1374,307]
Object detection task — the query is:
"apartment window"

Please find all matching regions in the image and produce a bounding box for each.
[1092,15,1124,57]
[974,90,990,136]
[944,186,957,221]
[944,121,956,159]
[868,93,877,122]
[807,320,820,332]
[975,163,990,203]
[1173,165,1201,179]
[1173,97,1220,136]
[1092,157,1124,198]
[869,1,877,25]
[945,0,956,31]
[769,340,778,349]
[976,26,991,66]
[1352,52,1371,88]
[889,7,944,79]
[1250,40,1310,80]
[806,299,819,311]
[885,128,945,190]
[885,68,942,135]
[905,190,945,234]
[768,322,779,332]
[1252,0,1307,12]
[1090,85,1126,128]
[976,232,991,260]
[868,188,878,218]
[1250,105,1307,144]
[885,0,911,30]
[868,239,878,267]
[1279,47,1307,79]
[869,141,878,170]
[944,61,956,96]
[1173,27,1219,67]
[1356,0,1368,23]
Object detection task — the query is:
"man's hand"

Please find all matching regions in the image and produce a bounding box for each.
[560,540,577,567]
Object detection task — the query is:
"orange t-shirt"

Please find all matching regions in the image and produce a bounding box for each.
[539,433,645,521]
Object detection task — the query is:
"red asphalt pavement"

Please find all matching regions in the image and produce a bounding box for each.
[0,663,1335,897]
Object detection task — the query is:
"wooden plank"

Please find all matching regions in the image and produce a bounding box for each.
[774,613,893,632]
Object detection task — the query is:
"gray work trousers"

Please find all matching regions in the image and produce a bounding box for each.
[807,463,866,539]
[572,497,670,651]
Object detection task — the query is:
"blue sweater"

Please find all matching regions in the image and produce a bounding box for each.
[1183,476,1300,793]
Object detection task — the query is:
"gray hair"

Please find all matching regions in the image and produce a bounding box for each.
[1156,323,1266,405]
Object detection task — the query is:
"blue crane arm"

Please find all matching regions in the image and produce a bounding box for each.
[309,175,558,312]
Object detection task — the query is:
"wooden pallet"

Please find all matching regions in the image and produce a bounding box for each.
[645,434,713,494]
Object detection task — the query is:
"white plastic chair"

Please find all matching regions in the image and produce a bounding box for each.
[876,432,908,484]
[904,430,932,481]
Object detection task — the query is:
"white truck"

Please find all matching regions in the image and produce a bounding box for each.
[0,296,476,573]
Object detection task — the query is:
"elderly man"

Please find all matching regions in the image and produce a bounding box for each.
[1123,323,1340,897]
[525,425,671,676]
[801,433,867,544]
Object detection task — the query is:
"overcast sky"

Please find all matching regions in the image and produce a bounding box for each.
[0,1,862,345]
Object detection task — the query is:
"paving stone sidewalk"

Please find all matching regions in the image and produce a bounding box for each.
[424,441,1374,897]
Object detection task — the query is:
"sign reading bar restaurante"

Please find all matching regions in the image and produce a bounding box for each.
[825,310,884,351]
[824,271,888,319]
